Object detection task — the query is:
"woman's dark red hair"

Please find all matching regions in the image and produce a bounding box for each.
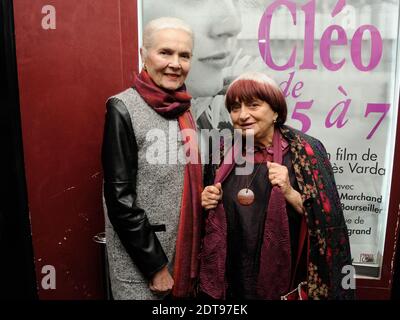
[225,77,287,125]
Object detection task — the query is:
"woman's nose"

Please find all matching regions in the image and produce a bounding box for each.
[168,55,181,69]
[209,0,242,39]
[239,106,250,120]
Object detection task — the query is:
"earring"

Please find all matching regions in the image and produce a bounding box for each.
[273,119,277,124]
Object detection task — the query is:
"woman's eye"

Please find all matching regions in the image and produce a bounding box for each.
[159,50,171,56]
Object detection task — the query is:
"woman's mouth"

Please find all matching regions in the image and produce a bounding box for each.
[164,73,181,81]
[198,52,230,69]
[240,123,255,130]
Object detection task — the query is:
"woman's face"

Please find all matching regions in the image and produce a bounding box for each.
[142,29,193,91]
[230,99,278,146]
[143,0,242,97]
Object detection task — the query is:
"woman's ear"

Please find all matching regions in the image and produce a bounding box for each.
[141,47,149,61]
[140,47,147,71]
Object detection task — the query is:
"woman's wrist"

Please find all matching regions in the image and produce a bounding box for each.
[284,186,304,214]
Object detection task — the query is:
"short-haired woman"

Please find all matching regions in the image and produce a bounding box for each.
[200,72,354,300]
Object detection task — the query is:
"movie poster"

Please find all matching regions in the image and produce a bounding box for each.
[140,0,400,277]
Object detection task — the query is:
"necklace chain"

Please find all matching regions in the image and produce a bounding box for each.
[245,161,264,190]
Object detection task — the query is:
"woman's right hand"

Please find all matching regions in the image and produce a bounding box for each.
[201,183,223,210]
[149,265,174,294]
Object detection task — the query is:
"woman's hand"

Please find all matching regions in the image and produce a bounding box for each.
[201,183,223,210]
[267,161,304,214]
[149,265,174,294]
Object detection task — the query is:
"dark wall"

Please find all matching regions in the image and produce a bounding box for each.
[12,0,138,299]
[0,0,37,300]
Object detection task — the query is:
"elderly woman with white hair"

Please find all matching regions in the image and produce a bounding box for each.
[200,72,354,300]
[142,0,243,130]
[102,17,202,300]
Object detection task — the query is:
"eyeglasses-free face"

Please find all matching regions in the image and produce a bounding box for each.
[143,0,242,97]
[142,28,193,91]
[230,99,278,147]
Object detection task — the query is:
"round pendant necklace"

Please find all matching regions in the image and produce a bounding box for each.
[237,162,264,206]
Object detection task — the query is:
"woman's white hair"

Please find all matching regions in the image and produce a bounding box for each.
[230,71,279,88]
[142,17,194,59]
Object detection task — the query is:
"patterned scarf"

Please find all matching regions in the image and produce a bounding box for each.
[134,70,203,298]
[281,126,354,299]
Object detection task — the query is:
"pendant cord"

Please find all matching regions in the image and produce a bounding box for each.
[245,161,264,190]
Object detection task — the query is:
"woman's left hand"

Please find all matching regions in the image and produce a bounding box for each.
[267,161,304,214]
[267,161,292,196]
[201,183,223,210]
